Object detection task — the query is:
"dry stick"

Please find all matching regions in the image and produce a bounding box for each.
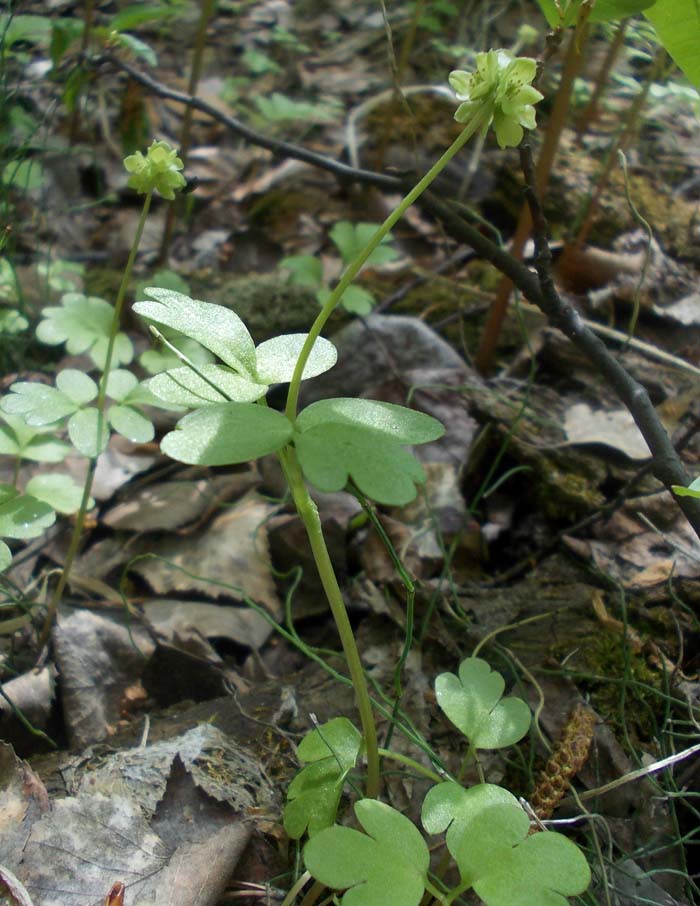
[417,183,700,541]
[96,53,402,193]
[474,10,592,375]
[94,54,700,540]
[157,0,217,265]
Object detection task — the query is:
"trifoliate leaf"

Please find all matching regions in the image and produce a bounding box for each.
[460,806,591,906]
[281,255,323,289]
[26,473,92,514]
[254,334,337,384]
[435,658,531,749]
[147,365,267,407]
[108,404,154,443]
[160,402,293,466]
[1,382,79,426]
[36,293,133,368]
[0,486,55,538]
[296,398,444,444]
[329,222,398,268]
[338,285,375,315]
[0,540,11,572]
[0,412,70,462]
[304,799,429,906]
[134,288,257,376]
[140,335,214,375]
[68,408,110,457]
[284,718,362,839]
[295,422,427,505]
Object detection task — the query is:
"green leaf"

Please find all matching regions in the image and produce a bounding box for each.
[339,285,376,315]
[2,381,79,426]
[422,782,520,871]
[296,398,444,444]
[68,408,110,457]
[2,159,44,191]
[646,0,700,88]
[435,657,531,749]
[0,14,52,47]
[108,404,154,443]
[673,476,700,499]
[255,334,337,384]
[329,222,398,267]
[536,0,655,27]
[26,473,92,514]
[134,288,257,376]
[0,487,55,539]
[147,365,267,407]
[0,310,28,333]
[140,334,214,375]
[56,369,99,405]
[295,422,427,505]
[109,3,180,31]
[105,368,138,401]
[285,718,362,839]
[112,32,157,67]
[255,93,341,123]
[304,799,429,906]
[281,255,323,289]
[0,540,11,572]
[0,413,70,462]
[161,403,293,466]
[36,293,133,368]
[465,807,591,906]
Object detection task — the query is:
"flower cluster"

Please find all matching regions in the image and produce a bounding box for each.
[449,50,543,149]
[124,140,186,199]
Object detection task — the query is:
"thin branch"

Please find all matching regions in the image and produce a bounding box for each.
[95,53,402,191]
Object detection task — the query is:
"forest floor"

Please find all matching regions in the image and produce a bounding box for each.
[1,2,700,905]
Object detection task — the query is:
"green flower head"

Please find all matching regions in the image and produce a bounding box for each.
[124,140,186,199]
[449,50,544,149]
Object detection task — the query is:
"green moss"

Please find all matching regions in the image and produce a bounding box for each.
[582,633,663,742]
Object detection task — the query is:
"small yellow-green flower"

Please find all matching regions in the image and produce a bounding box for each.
[124,140,186,199]
[449,50,544,149]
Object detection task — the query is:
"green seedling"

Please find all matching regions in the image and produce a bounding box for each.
[282,221,399,315]
[292,658,590,906]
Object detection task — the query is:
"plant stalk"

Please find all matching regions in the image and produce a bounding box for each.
[36,193,152,654]
[284,109,491,421]
[279,446,381,798]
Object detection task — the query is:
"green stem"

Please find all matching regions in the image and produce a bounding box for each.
[376,747,443,783]
[284,109,492,422]
[279,445,381,799]
[37,193,152,653]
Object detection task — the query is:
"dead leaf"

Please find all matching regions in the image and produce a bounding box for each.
[564,402,651,460]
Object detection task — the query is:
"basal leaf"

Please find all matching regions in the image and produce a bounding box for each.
[108,404,154,443]
[435,657,531,749]
[281,254,323,289]
[340,285,375,315]
[422,781,519,842]
[160,402,293,466]
[297,398,444,444]
[147,365,267,407]
[26,473,93,514]
[68,408,110,457]
[255,334,337,384]
[329,222,397,267]
[297,717,362,766]
[295,422,426,505]
[134,288,257,376]
[465,808,591,906]
[0,491,55,539]
[284,760,349,839]
[304,799,429,906]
